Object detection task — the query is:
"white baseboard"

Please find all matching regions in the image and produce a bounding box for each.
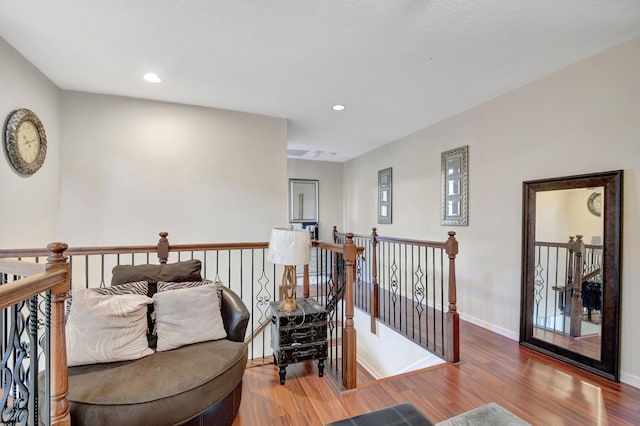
[459,312,519,341]
[620,371,640,389]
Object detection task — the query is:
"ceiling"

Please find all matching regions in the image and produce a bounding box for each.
[1,1,640,162]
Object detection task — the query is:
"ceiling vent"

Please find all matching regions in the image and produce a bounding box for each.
[287,149,309,157]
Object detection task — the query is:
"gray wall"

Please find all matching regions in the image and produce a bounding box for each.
[0,38,61,247]
[1,35,289,248]
[58,91,288,245]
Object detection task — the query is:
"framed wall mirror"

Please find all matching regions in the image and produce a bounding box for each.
[520,170,622,381]
[289,179,319,223]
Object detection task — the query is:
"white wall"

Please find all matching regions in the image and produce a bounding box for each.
[0,38,61,248]
[58,91,288,245]
[343,37,640,385]
[287,159,343,242]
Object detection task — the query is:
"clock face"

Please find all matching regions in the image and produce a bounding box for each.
[4,108,47,175]
[17,121,41,164]
[587,192,602,217]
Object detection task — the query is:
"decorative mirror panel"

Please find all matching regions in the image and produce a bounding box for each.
[289,179,319,223]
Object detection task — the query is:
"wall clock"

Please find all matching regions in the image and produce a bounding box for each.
[587,191,602,217]
[4,108,47,176]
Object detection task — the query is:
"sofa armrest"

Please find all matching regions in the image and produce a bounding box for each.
[220,287,250,342]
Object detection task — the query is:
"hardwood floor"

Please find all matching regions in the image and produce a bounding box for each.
[234,319,640,425]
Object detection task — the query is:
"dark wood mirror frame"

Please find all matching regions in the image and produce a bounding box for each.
[520,170,623,381]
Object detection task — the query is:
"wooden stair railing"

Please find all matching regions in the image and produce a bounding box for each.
[1,232,366,394]
[0,243,70,426]
[334,227,460,364]
[311,234,364,390]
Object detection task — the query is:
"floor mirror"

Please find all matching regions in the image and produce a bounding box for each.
[520,170,622,381]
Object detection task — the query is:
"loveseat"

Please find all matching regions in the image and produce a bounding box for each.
[43,260,250,426]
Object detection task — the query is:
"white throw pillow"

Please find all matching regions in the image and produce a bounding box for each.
[153,284,227,352]
[66,288,154,366]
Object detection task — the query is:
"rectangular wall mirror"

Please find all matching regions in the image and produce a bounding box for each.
[289,179,319,223]
[520,170,622,381]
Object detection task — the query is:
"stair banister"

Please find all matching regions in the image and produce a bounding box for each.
[343,233,358,389]
[444,231,460,363]
[47,243,71,426]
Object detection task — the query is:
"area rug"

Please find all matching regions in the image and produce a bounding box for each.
[436,403,530,426]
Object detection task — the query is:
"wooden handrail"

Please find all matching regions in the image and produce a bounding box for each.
[0,269,66,310]
[0,236,269,260]
[0,258,45,279]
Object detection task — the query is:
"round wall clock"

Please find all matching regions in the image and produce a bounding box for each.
[4,108,47,176]
[587,192,602,217]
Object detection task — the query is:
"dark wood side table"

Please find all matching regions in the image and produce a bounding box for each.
[271,298,328,385]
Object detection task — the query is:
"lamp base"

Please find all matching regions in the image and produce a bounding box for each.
[279,299,298,311]
[279,265,298,311]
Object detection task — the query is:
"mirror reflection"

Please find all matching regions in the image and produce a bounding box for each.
[533,187,604,360]
[520,170,622,381]
[289,179,318,222]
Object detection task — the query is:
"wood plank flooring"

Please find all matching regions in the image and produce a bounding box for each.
[235,319,640,425]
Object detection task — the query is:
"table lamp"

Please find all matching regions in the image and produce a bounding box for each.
[267,227,311,310]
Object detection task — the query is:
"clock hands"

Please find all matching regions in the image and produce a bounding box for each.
[21,135,37,149]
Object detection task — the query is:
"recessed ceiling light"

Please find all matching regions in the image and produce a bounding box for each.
[332,104,345,111]
[143,73,162,83]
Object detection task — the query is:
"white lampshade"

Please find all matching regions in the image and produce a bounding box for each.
[267,227,311,266]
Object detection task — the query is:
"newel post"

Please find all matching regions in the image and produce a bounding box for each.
[333,225,338,244]
[157,232,169,264]
[46,243,70,426]
[343,233,358,389]
[444,232,460,363]
[570,235,585,337]
[370,227,379,333]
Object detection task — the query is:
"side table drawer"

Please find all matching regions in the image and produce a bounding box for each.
[275,341,328,365]
[277,321,327,345]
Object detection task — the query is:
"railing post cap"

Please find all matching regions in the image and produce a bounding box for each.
[159,231,169,239]
[448,231,456,237]
[47,242,68,253]
[47,242,68,264]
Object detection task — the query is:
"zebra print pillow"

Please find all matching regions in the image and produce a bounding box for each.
[157,280,223,304]
[67,281,149,316]
[91,281,149,297]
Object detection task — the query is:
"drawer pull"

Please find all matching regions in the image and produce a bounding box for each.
[291,329,317,339]
[293,348,318,358]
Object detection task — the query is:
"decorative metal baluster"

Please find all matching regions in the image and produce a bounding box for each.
[28,295,39,426]
[1,299,30,424]
[533,245,545,317]
[414,252,425,345]
[390,244,398,328]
